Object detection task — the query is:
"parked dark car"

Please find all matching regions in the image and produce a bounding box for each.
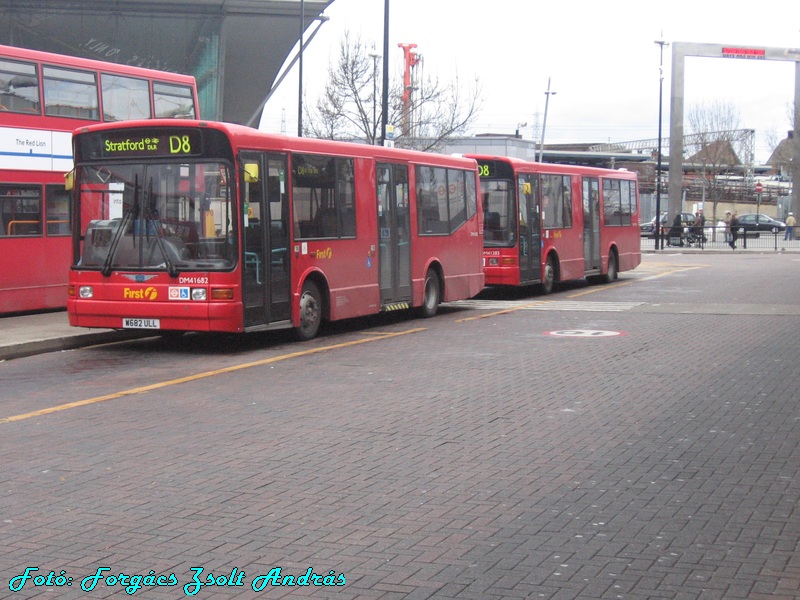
[640,213,663,236]
[735,213,785,233]
[640,212,696,239]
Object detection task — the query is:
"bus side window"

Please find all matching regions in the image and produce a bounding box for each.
[1,185,42,236]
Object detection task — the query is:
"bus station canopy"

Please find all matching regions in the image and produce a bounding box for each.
[0,0,332,125]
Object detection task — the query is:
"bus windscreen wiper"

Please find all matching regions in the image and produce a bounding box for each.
[144,177,179,278]
[101,175,138,277]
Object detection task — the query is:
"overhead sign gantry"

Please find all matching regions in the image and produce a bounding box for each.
[667,42,800,218]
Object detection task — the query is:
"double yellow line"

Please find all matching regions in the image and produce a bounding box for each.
[0,328,426,425]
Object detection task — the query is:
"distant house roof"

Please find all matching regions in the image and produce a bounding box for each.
[685,139,741,166]
[767,132,794,167]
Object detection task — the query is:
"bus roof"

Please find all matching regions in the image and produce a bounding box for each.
[467,153,637,179]
[74,119,480,169]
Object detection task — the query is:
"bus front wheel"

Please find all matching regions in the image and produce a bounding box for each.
[419,269,441,318]
[297,280,322,341]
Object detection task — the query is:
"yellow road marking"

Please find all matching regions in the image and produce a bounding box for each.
[0,328,427,425]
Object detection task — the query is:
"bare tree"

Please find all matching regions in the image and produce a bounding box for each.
[765,127,781,158]
[685,99,745,227]
[305,31,378,142]
[305,31,482,151]
[401,70,482,152]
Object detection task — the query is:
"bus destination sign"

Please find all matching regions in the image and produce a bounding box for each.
[476,159,513,180]
[100,130,202,158]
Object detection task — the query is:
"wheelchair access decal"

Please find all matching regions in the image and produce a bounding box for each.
[545,329,625,338]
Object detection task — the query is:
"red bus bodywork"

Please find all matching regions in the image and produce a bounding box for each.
[68,121,484,339]
[470,155,641,290]
[0,44,199,314]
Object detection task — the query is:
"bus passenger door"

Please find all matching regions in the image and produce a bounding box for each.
[240,152,291,327]
[265,155,291,321]
[377,163,411,306]
[518,174,540,283]
[583,177,601,271]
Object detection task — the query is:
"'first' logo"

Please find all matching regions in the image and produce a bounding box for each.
[123,287,158,300]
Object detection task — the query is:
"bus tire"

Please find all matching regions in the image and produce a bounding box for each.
[296,279,322,341]
[604,251,618,283]
[419,269,440,318]
[541,256,556,295]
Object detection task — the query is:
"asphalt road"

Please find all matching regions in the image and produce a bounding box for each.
[1,252,799,599]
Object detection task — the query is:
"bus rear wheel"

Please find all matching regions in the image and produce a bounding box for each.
[419,269,440,318]
[296,280,322,341]
[603,251,618,283]
[541,256,556,295]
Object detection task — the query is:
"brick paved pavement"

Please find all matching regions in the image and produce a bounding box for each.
[0,253,798,599]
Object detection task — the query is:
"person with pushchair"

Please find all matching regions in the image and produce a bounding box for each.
[667,213,684,247]
[687,210,706,246]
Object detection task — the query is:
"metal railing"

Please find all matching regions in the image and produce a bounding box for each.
[644,226,798,251]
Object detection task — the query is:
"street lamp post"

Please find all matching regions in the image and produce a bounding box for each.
[369,51,381,144]
[380,0,390,146]
[538,77,556,163]
[297,0,305,137]
[655,38,669,250]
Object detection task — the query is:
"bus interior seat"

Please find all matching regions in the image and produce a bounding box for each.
[270,220,287,248]
[314,207,338,237]
[245,223,263,253]
[485,211,505,239]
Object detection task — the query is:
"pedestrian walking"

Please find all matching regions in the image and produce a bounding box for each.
[724,211,732,246]
[729,211,739,249]
[784,212,796,241]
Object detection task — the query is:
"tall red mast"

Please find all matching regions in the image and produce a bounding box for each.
[398,43,421,137]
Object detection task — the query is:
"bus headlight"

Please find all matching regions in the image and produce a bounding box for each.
[191,288,207,301]
[79,286,94,298]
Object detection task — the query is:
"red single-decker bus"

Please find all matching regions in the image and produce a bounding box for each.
[471,155,641,292]
[67,120,484,340]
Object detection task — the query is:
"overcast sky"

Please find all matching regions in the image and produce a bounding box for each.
[259,0,800,162]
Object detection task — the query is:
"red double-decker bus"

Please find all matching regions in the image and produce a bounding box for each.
[67,120,485,340]
[0,44,199,314]
[470,155,640,292]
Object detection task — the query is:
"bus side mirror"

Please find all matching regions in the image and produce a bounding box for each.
[244,163,259,183]
[64,170,74,191]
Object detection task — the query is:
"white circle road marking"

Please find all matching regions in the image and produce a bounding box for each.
[545,329,625,337]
